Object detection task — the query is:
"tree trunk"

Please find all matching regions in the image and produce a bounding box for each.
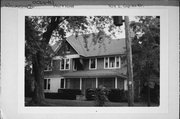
[26,16,65,106]
[31,52,46,105]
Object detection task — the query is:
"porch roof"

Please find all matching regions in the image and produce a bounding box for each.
[62,68,127,79]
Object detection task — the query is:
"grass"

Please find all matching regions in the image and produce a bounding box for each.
[25,97,159,107]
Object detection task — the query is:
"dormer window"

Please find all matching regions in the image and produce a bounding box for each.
[89,58,97,70]
[104,56,121,69]
[60,58,70,70]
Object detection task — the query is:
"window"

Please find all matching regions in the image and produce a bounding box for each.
[65,59,70,69]
[109,57,115,68]
[116,57,120,68]
[73,59,84,71]
[44,61,52,71]
[60,78,65,88]
[104,56,121,69]
[60,59,65,70]
[89,58,97,69]
[44,79,50,90]
[105,57,108,68]
[60,58,70,70]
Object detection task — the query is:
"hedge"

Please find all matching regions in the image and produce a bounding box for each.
[107,89,128,102]
[44,89,82,100]
[85,88,128,102]
[25,89,82,100]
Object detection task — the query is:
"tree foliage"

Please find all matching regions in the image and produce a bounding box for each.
[130,16,160,83]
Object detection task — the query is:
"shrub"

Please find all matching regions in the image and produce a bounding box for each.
[94,88,109,106]
[57,89,82,100]
[45,93,60,99]
[85,88,96,100]
[44,89,82,100]
[107,89,127,102]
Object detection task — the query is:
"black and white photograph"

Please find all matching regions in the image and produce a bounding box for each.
[25,15,160,107]
[1,1,179,118]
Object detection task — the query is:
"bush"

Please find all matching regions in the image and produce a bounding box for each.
[85,88,96,100]
[107,89,127,102]
[94,88,109,106]
[57,89,82,100]
[26,89,82,100]
[45,90,82,100]
[45,93,60,99]
[85,88,128,103]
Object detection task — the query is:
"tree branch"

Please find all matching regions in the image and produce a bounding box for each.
[42,16,69,45]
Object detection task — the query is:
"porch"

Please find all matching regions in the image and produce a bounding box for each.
[62,69,127,94]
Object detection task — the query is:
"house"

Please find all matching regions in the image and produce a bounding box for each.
[44,33,128,95]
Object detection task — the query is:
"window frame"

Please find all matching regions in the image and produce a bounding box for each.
[89,58,97,70]
[104,56,121,69]
[60,58,70,70]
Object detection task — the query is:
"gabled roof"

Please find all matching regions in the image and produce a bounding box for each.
[52,33,126,57]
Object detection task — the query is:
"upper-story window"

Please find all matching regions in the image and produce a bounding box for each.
[89,58,97,70]
[44,61,52,71]
[73,58,84,71]
[60,58,70,70]
[104,56,121,69]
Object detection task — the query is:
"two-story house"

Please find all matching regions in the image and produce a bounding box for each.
[44,33,128,95]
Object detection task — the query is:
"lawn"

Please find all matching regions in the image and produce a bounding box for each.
[25,97,158,107]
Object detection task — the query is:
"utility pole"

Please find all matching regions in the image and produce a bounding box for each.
[113,16,134,106]
[124,16,134,106]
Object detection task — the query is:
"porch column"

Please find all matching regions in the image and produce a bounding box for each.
[115,77,118,89]
[80,78,82,90]
[96,77,98,88]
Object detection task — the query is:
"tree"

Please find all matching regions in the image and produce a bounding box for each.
[25,16,121,105]
[130,16,160,105]
[25,16,89,105]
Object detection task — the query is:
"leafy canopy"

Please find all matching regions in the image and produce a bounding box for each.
[130,16,160,82]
